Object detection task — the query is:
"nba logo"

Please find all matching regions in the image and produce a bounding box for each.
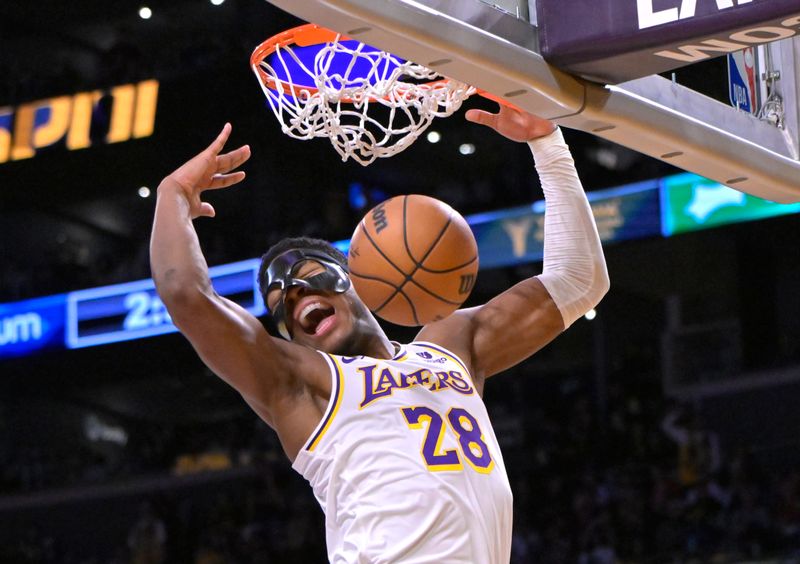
[727,48,758,115]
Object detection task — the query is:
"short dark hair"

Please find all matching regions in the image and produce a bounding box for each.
[258,236,348,327]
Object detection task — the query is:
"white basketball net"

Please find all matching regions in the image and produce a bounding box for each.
[252,33,475,166]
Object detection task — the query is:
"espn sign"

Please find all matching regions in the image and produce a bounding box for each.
[536,0,800,84]
[0,79,158,164]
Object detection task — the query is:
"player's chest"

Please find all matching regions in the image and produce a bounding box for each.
[342,359,477,411]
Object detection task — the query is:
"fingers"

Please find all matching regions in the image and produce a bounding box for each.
[465,109,498,130]
[206,122,233,156]
[498,100,524,114]
[498,103,524,116]
[207,171,246,190]
[216,145,251,174]
[198,202,216,218]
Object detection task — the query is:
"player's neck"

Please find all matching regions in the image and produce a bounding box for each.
[354,309,395,359]
[358,332,396,359]
[330,323,394,359]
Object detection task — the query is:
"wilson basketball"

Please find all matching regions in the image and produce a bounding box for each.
[347,194,479,326]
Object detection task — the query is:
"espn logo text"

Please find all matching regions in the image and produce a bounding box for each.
[0,80,158,164]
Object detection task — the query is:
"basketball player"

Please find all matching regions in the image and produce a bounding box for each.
[150,106,609,563]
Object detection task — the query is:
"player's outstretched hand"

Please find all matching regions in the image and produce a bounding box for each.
[161,123,251,219]
[465,104,556,143]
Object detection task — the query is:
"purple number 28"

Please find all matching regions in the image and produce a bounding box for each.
[401,406,494,473]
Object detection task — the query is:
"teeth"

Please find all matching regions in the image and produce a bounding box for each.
[299,302,324,323]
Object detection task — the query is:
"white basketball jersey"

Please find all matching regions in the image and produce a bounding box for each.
[292,341,513,563]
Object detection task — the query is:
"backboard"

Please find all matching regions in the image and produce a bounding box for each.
[260,0,800,203]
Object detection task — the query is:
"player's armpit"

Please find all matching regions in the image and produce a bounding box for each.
[164,291,331,422]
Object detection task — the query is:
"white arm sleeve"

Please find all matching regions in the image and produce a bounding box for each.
[529,128,609,328]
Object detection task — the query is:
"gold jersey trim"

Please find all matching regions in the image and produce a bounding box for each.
[305,353,345,452]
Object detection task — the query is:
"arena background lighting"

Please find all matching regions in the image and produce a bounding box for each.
[2,172,797,361]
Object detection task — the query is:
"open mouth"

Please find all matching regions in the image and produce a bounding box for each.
[296,301,336,336]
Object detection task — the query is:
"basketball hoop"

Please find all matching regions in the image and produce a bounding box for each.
[250,24,477,166]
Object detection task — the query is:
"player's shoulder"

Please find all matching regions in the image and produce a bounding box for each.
[267,339,336,396]
[413,311,477,369]
[406,341,471,372]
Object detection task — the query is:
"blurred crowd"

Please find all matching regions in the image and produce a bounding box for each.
[3,366,800,564]
[499,374,800,563]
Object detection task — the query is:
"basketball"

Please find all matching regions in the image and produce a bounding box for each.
[347,194,479,326]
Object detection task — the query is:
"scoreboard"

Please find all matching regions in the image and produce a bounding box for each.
[0,260,265,359]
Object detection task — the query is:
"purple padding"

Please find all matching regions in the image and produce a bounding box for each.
[537,0,800,84]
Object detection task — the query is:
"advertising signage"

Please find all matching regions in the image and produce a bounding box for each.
[0,260,263,360]
[0,80,158,164]
[2,173,798,361]
[536,0,800,83]
[660,172,800,236]
[470,180,662,269]
[0,294,67,359]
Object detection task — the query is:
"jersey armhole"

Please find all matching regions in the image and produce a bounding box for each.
[409,341,476,387]
[300,351,345,453]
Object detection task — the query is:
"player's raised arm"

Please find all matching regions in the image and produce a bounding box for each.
[418,106,609,383]
[149,124,303,420]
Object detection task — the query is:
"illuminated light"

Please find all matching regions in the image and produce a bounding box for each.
[594,147,619,170]
[133,80,159,138]
[11,96,74,160]
[426,131,441,143]
[67,91,102,150]
[211,0,226,4]
[0,313,43,345]
[584,309,597,321]
[65,259,264,350]
[10,102,36,160]
[459,143,476,155]
[84,414,128,445]
[138,186,151,198]
[139,6,152,19]
[32,96,72,149]
[107,85,135,143]
[1,79,158,166]
[0,108,12,163]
